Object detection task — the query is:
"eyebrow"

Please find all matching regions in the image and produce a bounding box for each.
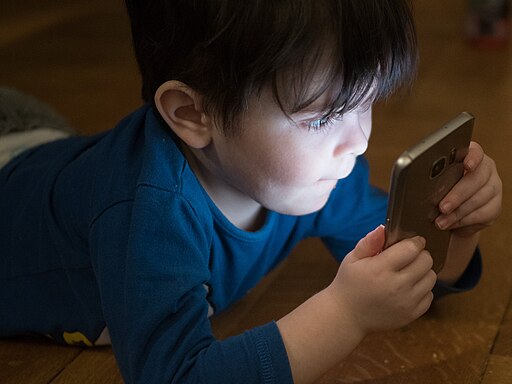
[293,99,373,118]
[292,107,327,116]
[291,97,333,116]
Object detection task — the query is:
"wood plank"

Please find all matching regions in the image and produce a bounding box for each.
[51,348,122,384]
[0,0,140,135]
[214,236,507,383]
[491,293,512,357]
[316,311,492,384]
[211,259,290,339]
[481,356,512,384]
[1,0,512,383]
[211,239,338,338]
[0,338,81,384]
[0,2,105,49]
[319,347,487,384]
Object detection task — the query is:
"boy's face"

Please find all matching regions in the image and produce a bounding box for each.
[195,86,372,216]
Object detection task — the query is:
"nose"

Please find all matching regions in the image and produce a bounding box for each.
[333,113,370,158]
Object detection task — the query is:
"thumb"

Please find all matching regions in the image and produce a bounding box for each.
[351,225,386,260]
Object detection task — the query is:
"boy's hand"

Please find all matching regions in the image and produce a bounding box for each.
[328,226,436,334]
[435,141,502,237]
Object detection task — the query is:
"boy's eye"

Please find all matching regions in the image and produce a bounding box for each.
[307,116,336,132]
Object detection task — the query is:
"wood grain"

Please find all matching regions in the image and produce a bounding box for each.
[50,348,123,384]
[481,356,512,384]
[1,0,511,383]
[0,338,80,384]
[489,294,512,357]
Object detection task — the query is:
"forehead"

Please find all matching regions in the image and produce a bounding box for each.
[294,85,376,116]
[243,81,373,128]
[267,44,380,119]
[272,68,377,118]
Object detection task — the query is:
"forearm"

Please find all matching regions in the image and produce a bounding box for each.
[277,286,366,384]
[437,232,480,285]
[277,227,436,383]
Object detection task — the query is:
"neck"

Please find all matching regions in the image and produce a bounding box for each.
[181,144,266,232]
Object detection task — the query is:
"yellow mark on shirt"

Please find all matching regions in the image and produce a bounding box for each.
[63,331,93,347]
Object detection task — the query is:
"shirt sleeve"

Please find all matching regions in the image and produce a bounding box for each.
[433,247,482,298]
[89,187,293,384]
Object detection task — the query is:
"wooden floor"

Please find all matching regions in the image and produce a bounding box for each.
[1,0,511,383]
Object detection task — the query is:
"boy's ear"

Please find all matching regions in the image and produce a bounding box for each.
[154,80,212,149]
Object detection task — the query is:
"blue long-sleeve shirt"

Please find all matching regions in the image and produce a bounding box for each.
[0,104,480,383]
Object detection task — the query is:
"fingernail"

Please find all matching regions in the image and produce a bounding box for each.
[368,224,384,237]
[466,160,474,171]
[436,216,448,229]
[440,202,452,214]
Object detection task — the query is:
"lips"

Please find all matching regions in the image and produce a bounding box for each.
[336,157,357,180]
[321,157,357,181]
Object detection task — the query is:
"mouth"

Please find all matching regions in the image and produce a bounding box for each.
[334,158,357,180]
[318,157,358,187]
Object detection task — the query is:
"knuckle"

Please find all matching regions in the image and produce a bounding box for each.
[428,271,437,288]
[452,191,462,203]
[484,184,496,198]
[423,251,433,270]
[457,214,471,228]
[495,178,503,196]
[497,202,503,217]
[417,293,434,318]
[398,301,413,316]
[497,176,503,190]
[472,210,485,224]
[406,237,423,253]
[425,292,434,308]
[448,191,463,206]
[450,209,460,222]
[388,282,403,298]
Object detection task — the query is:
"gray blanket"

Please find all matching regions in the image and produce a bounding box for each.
[0,87,74,136]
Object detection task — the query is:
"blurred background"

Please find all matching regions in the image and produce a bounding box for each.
[0,0,510,383]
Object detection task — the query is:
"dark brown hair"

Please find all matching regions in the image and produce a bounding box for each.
[125,0,418,135]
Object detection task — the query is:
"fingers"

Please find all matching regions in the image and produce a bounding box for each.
[436,141,501,239]
[436,183,501,230]
[439,155,493,216]
[401,254,436,320]
[463,141,485,172]
[399,249,434,282]
[410,265,437,295]
[380,236,426,271]
[412,291,434,320]
[351,225,386,260]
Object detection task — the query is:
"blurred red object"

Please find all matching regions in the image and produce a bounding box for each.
[466,0,510,48]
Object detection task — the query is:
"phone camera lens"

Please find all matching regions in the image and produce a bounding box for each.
[430,157,446,178]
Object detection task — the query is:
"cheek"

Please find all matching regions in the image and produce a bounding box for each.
[257,145,323,187]
[231,124,330,189]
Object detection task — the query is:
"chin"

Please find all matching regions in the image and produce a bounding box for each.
[270,196,330,216]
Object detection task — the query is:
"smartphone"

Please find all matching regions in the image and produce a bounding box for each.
[384,112,474,272]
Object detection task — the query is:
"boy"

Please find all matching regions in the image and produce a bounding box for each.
[0,1,502,384]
